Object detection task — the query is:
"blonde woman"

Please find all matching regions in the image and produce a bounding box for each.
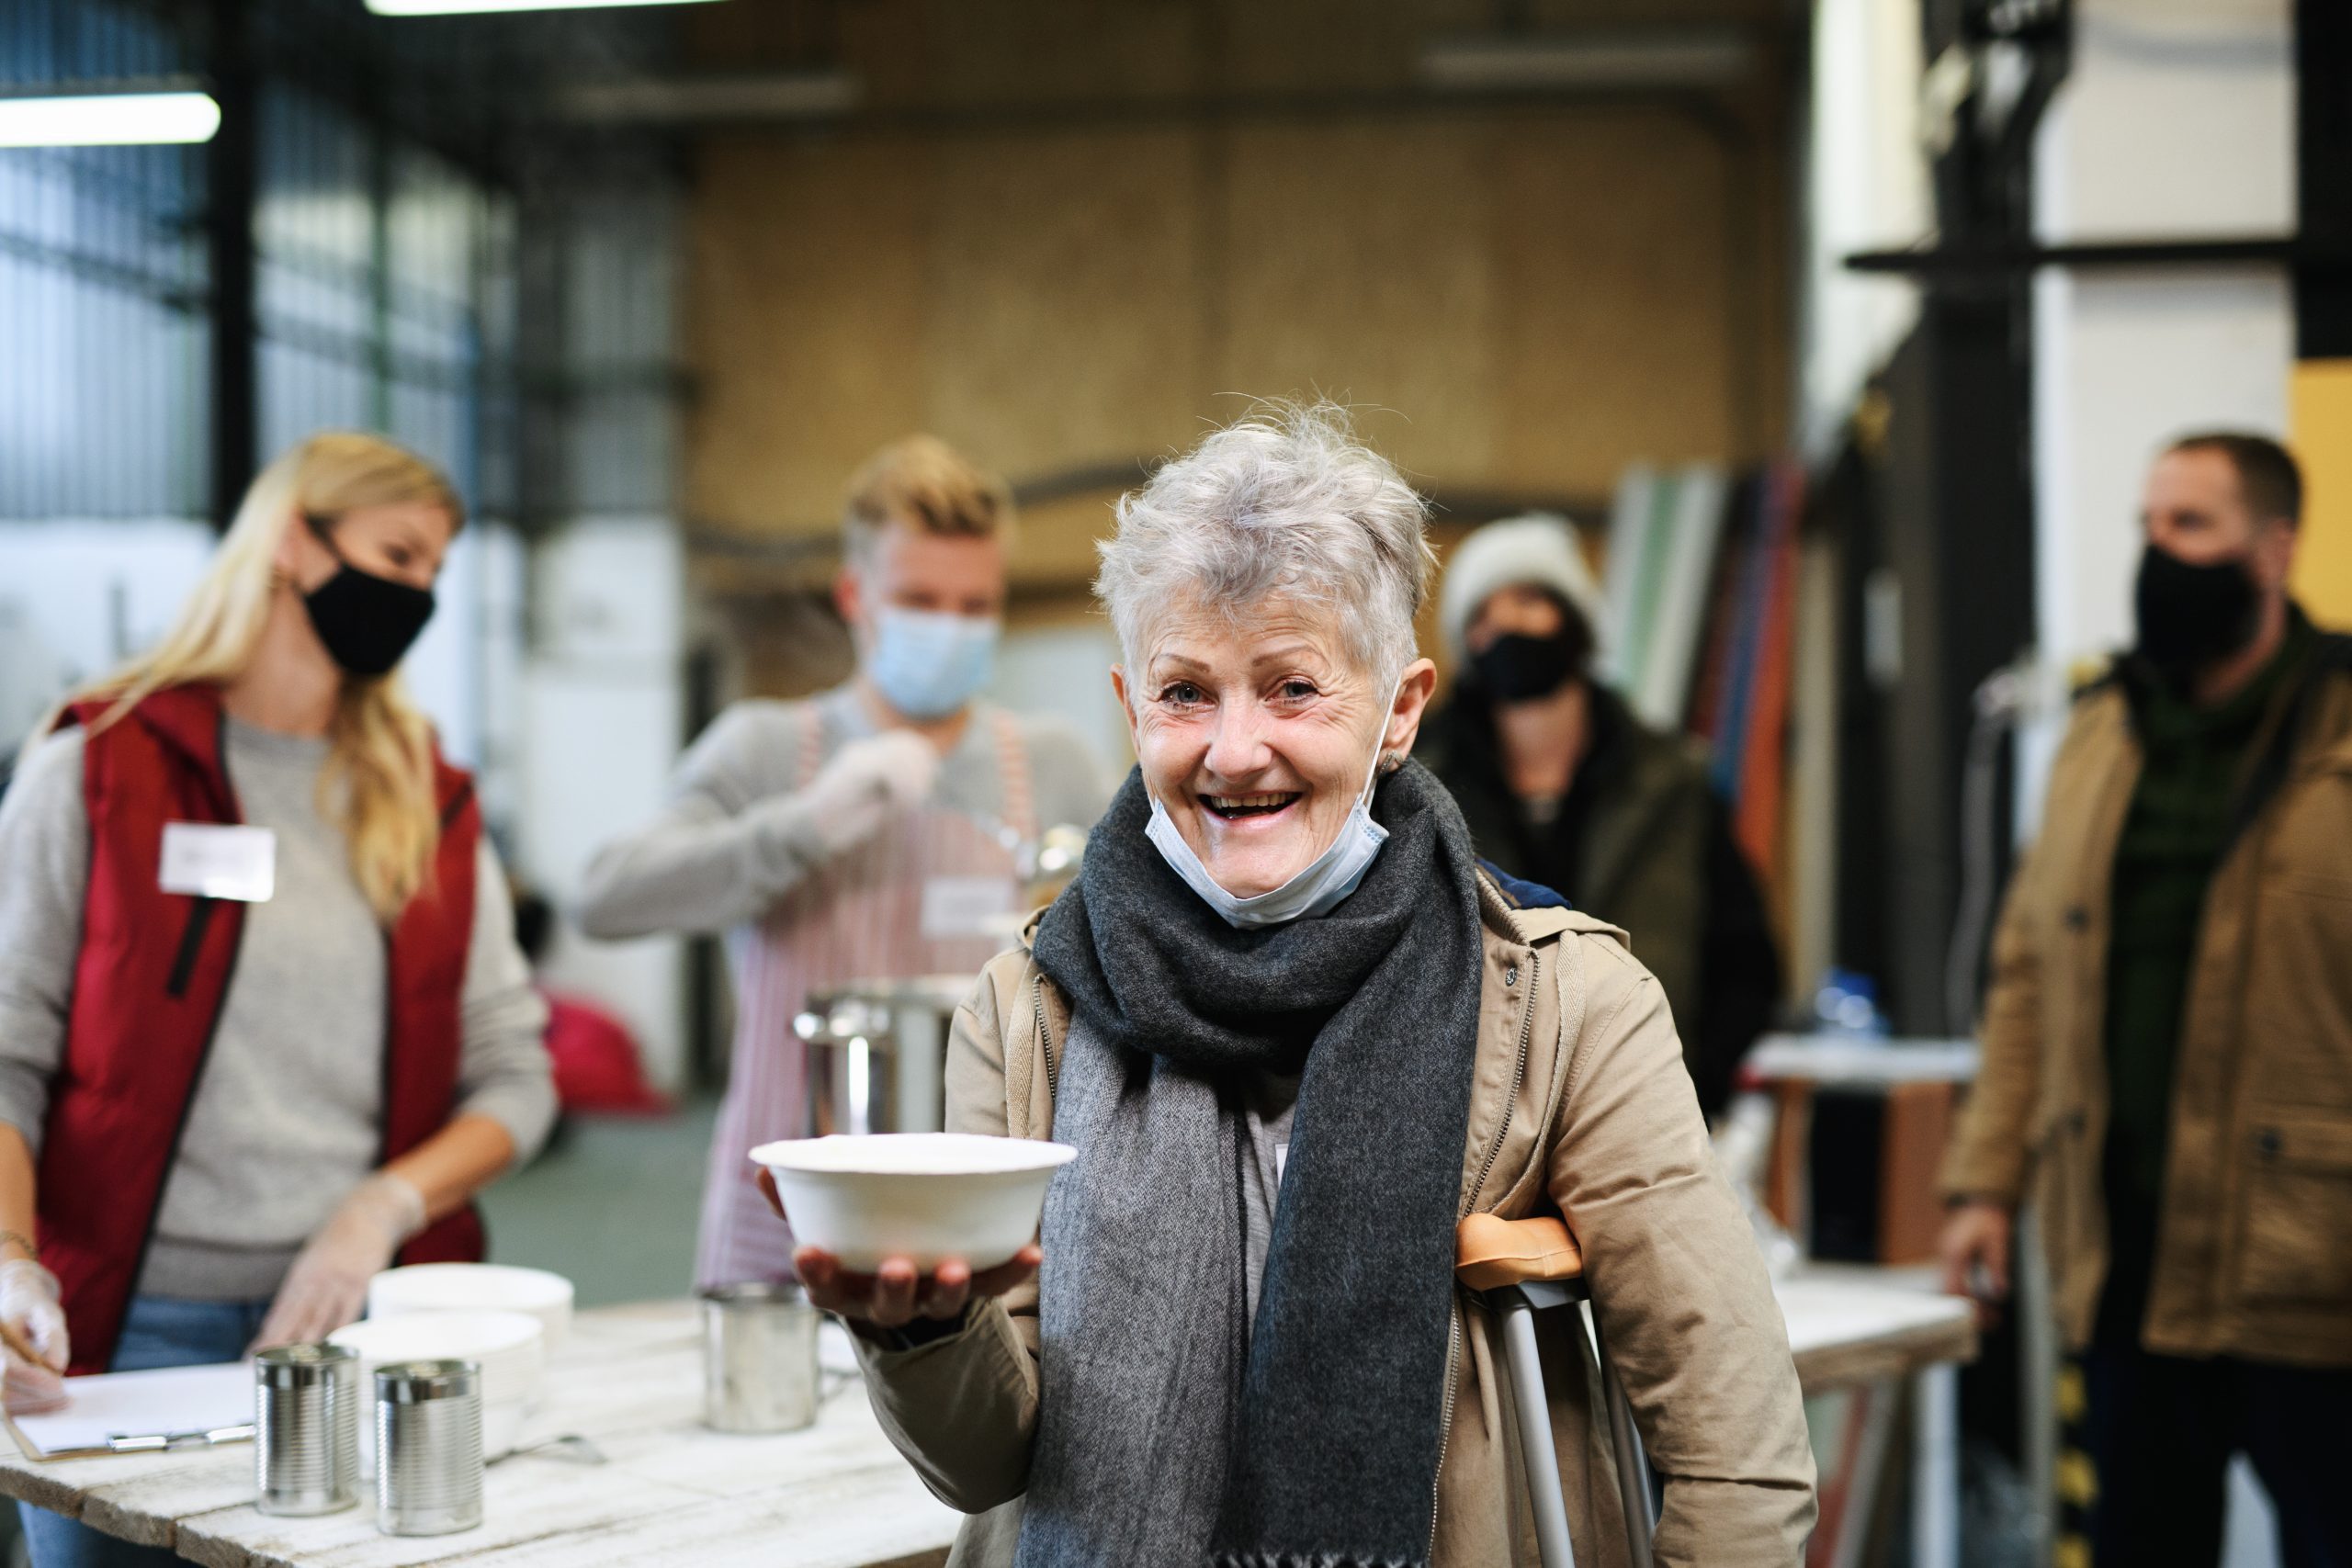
[0,434,554,1568]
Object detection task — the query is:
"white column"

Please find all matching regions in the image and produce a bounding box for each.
[516,517,688,1093]
[1798,0,1929,459]
[2019,0,2295,833]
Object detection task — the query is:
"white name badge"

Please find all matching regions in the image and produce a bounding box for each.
[921,874,1015,941]
[159,823,277,903]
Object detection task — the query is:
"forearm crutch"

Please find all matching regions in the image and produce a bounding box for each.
[1456,1213,1659,1568]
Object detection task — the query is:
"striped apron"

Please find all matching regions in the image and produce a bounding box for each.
[696,705,1036,1287]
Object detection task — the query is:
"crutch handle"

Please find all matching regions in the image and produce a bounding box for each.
[1455,1213,1586,1292]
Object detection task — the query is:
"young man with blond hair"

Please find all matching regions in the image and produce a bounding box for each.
[580,435,1108,1286]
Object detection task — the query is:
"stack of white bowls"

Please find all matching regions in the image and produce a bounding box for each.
[328,1310,544,1472]
[367,1264,574,1350]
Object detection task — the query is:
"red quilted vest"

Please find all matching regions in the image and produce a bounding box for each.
[40,683,484,1374]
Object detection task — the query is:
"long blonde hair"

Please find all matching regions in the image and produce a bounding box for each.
[61,433,466,922]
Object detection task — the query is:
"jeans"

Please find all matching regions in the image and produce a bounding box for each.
[19,1296,271,1568]
[2059,1337,2352,1568]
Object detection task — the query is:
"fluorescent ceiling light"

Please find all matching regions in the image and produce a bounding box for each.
[368,0,724,14]
[0,91,220,147]
[1422,28,1754,93]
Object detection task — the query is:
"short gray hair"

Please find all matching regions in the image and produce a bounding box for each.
[1097,401,1435,685]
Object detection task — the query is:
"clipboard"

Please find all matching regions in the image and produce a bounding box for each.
[6,1362,254,1461]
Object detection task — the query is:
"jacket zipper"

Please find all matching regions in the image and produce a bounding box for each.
[1035,975,1056,1106]
[1430,945,1542,1560]
[1464,948,1540,1219]
[1427,1303,1464,1562]
[164,897,219,998]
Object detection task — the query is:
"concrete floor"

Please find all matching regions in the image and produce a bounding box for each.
[477,1097,722,1309]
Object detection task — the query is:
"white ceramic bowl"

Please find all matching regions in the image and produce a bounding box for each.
[367,1264,574,1349]
[330,1310,545,1471]
[750,1134,1077,1273]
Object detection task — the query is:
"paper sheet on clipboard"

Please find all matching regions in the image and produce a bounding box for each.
[8,1362,252,1461]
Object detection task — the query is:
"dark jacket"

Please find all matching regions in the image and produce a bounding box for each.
[1424,682,1781,1116]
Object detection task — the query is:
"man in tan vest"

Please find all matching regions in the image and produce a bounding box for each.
[1939,434,2352,1566]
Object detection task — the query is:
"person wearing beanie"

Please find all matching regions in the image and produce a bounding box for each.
[1422,513,1781,1118]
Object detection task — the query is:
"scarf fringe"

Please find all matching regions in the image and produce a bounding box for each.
[1215,1555,1424,1568]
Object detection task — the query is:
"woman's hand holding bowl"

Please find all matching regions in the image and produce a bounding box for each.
[755,1166,1041,1329]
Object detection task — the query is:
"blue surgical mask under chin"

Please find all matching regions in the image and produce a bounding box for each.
[866,607,1001,720]
[1145,699,1397,930]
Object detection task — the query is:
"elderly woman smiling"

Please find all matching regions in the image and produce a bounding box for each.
[778,405,1816,1568]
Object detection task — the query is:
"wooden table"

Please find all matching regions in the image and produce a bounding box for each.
[1781,1266,1976,1394]
[1745,1034,1982,1269]
[6,1278,1972,1568]
[1777,1266,1977,1568]
[0,1302,959,1568]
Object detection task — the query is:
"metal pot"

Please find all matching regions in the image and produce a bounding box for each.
[794,974,974,1136]
[789,823,1087,1138]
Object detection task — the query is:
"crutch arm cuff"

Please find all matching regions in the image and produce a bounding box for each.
[1455,1213,1586,1292]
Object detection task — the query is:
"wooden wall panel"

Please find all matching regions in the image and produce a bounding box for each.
[1215,122,1498,485]
[1206,0,1486,94]
[919,0,1203,106]
[684,136,930,531]
[680,89,1791,593]
[1010,495,1125,589]
[1490,109,1736,492]
[924,130,1204,485]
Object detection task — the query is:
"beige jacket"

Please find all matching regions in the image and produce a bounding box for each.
[852,874,1816,1567]
[1940,640,2352,1363]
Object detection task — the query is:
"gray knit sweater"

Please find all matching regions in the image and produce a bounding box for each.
[0,720,555,1301]
[578,686,1112,940]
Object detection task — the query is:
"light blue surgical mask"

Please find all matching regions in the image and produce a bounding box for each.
[1145,689,1398,930]
[866,607,1001,720]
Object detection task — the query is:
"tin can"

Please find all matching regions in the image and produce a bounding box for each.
[254,1343,360,1516]
[700,1282,819,1433]
[373,1359,483,1536]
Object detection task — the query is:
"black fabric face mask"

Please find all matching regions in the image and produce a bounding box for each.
[2132,542,2260,678]
[1470,623,1590,703]
[1471,631,1577,701]
[300,515,436,677]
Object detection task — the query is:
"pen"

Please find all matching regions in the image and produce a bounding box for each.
[0,1318,50,1373]
[107,1425,257,1453]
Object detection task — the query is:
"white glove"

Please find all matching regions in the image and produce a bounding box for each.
[251,1173,425,1352]
[0,1258,69,1414]
[797,730,943,857]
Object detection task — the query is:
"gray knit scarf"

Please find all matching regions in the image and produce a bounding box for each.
[1021,761,1485,1568]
